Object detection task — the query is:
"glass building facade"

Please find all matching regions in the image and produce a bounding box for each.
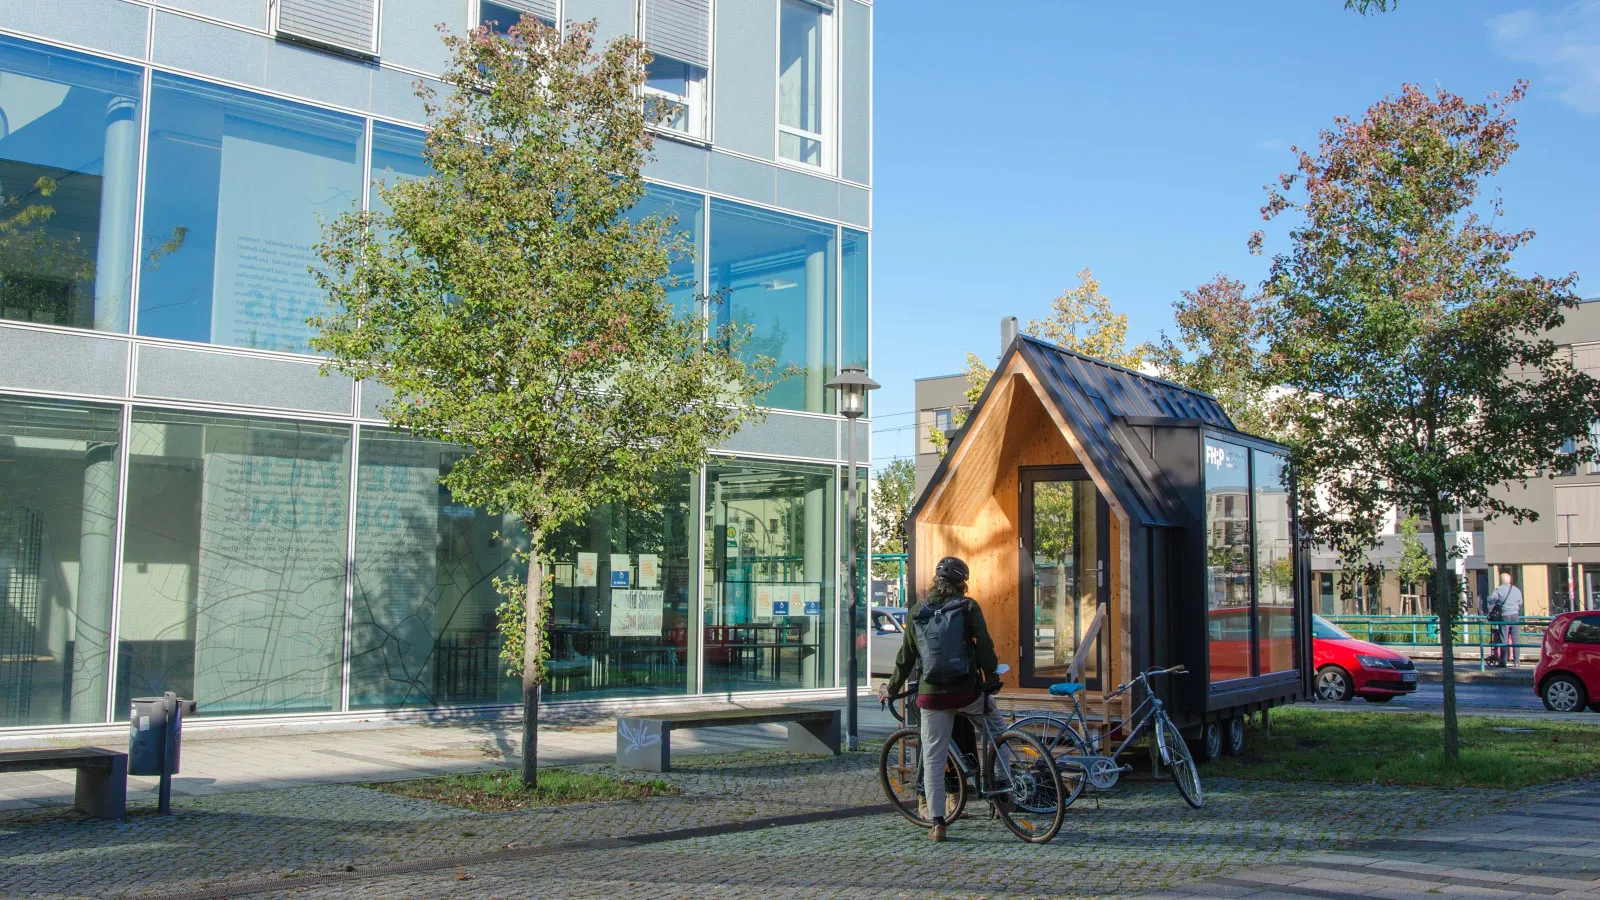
[0,0,872,730]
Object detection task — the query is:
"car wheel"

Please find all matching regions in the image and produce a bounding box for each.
[1316,666,1354,702]
[1223,717,1245,756]
[1363,694,1393,704]
[1542,674,1588,713]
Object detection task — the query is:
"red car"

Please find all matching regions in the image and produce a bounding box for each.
[1312,615,1418,703]
[1535,611,1600,713]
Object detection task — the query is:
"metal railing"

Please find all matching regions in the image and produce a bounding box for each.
[1325,614,1555,670]
[870,553,908,607]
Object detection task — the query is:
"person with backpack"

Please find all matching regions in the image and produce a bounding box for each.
[1485,571,1523,667]
[876,556,1002,842]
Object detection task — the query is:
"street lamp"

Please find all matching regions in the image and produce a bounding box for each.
[826,364,879,752]
[1559,513,1578,612]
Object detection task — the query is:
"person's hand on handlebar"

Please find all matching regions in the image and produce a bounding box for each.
[875,681,892,704]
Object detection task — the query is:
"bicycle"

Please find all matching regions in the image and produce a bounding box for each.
[1007,665,1202,809]
[877,666,1074,843]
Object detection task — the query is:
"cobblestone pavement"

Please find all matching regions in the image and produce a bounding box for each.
[2,742,1588,900]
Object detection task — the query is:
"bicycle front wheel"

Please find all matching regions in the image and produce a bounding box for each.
[879,727,966,826]
[988,729,1067,843]
[1157,715,1203,809]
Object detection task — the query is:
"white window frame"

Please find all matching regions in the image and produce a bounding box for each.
[474,0,561,34]
[643,55,708,140]
[774,0,835,174]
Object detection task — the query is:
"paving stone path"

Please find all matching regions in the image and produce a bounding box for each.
[2,742,1590,900]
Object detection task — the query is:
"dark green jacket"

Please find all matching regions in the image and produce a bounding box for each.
[887,589,999,700]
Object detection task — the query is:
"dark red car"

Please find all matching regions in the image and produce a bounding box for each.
[1312,615,1418,702]
[1535,611,1600,713]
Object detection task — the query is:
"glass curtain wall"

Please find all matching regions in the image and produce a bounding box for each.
[0,37,143,332]
[1204,438,1252,683]
[844,464,868,686]
[631,184,703,321]
[545,472,697,700]
[704,457,836,692]
[137,73,365,354]
[709,199,835,414]
[117,410,351,717]
[369,122,429,214]
[0,397,121,726]
[1252,450,1295,674]
[349,429,524,709]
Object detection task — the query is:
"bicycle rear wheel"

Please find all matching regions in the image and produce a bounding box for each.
[987,730,1067,843]
[1157,715,1203,809]
[879,727,967,826]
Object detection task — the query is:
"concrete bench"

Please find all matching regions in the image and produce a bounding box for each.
[616,706,841,772]
[0,748,128,819]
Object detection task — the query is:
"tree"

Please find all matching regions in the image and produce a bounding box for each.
[311,17,766,785]
[1258,81,1600,761]
[933,268,1146,456]
[1345,0,1396,13]
[1148,274,1281,438]
[870,457,914,566]
[1395,515,1436,604]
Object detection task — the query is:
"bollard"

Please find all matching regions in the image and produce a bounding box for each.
[128,692,197,814]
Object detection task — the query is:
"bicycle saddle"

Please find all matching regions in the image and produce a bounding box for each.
[1048,682,1085,696]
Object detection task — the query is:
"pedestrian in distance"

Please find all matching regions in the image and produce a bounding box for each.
[877,555,1004,843]
[1485,572,1523,668]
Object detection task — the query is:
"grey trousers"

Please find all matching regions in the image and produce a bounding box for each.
[919,694,1004,820]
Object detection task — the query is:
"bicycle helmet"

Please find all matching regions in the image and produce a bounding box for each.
[934,556,969,583]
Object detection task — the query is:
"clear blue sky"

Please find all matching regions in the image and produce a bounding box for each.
[868,0,1600,469]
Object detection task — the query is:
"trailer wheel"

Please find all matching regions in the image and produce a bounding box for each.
[1194,721,1223,763]
[1223,717,1245,755]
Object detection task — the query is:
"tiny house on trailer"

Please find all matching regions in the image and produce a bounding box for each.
[907,335,1310,755]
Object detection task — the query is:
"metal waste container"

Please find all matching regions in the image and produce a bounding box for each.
[128,692,197,813]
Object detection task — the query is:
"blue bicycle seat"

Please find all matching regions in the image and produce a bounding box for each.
[1048,682,1085,696]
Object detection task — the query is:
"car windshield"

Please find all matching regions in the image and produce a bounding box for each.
[1311,615,1353,640]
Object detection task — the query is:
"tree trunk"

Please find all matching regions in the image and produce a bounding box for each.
[1427,502,1459,762]
[520,535,545,787]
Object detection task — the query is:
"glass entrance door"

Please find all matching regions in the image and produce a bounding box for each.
[1019,467,1108,689]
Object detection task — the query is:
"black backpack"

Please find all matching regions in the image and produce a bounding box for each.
[913,597,975,686]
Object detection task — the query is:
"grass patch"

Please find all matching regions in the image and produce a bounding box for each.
[1206,706,1600,789]
[371,768,682,812]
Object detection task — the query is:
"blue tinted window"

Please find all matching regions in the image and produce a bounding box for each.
[369,121,429,217]
[0,36,142,332]
[630,183,703,320]
[646,57,691,96]
[709,199,835,413]
[481,1,550,34]
[842,227,868,372]
[137,74,365,354]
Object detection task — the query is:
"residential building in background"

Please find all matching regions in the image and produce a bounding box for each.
[912,373,965,495]
[0,0,872,733]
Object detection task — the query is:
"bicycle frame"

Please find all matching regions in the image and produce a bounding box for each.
[1034,669,1184,780]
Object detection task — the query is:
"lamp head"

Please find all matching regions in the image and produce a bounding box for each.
[824,365,880,419]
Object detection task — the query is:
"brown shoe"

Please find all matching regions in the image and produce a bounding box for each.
[928,821,947,842]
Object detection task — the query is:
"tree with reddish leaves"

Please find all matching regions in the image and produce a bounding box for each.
[1258,82,1600,760]
[1149,274,1279,439]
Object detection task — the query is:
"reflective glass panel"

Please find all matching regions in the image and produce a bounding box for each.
[349,429,525,709]
[704,457,836,692]
[778,0,823,164]
[117,410,350,716]
[137,73,365,354]
[1027,479,1100,685]
[630,183,703,320]
[709,199,835,413]
[369,121,429,218]
[0,36,142,332]
[1204,438,1252,682]
[545,472,696,699]
[844,464,867,686]
[1253,449,1295,674]
[0,396,121,726]
[481,1,551,34]
[842,228,867,371]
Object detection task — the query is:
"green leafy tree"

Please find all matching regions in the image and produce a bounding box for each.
[1148,274,1282,439]
[870,457,913,580]
[310,17,766,785]
[933,269,1145,456]
[1258,82,1600,760]
[1395,515,1436,599]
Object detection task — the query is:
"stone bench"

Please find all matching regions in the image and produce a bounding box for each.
[0,748,127,819]
[616,706,841,772]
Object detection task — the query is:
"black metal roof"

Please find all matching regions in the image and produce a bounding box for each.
[912,335,1243,529]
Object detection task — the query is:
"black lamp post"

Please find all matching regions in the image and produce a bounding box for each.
[826,364,879,751]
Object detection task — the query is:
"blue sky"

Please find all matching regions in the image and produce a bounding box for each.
[867,0,1600,468]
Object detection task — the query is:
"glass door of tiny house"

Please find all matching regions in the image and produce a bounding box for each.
[1019,466,1110,690]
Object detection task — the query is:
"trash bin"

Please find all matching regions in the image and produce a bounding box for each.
[128,692,197,814]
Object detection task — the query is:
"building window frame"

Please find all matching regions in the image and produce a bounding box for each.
[644,54,709,140]
[774,0,835,173]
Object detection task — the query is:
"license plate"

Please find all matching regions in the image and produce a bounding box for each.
[1401,672,1417,683]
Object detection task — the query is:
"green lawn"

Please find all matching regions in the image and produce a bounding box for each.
[370,768,681,812]
[1205,707,1600,789]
